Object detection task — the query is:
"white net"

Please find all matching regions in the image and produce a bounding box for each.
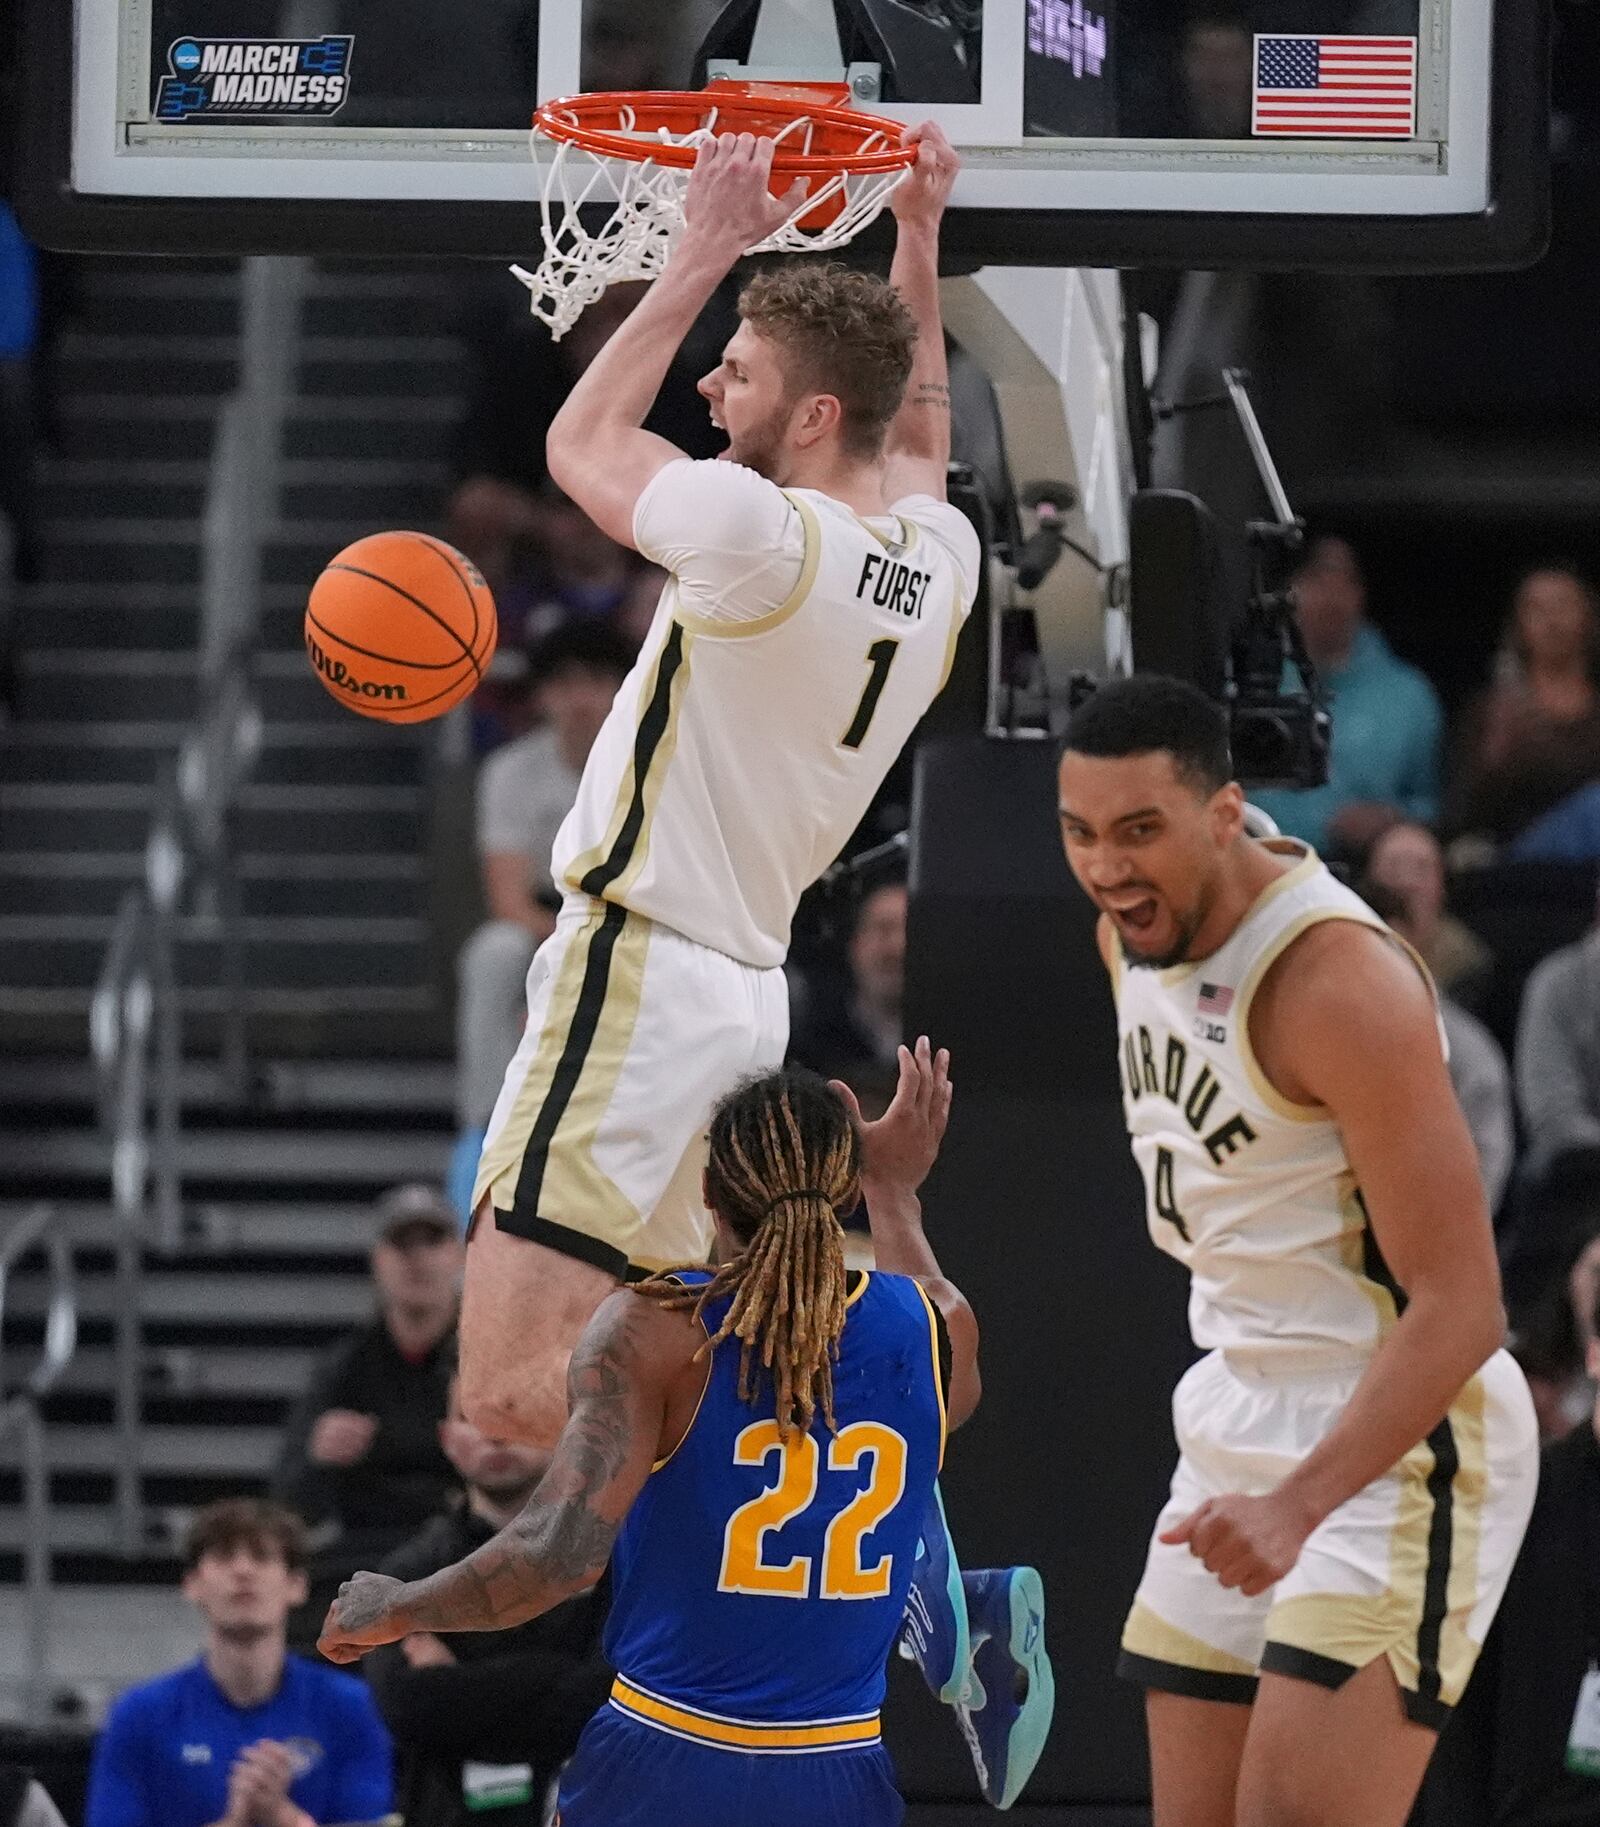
[514,100,909,339]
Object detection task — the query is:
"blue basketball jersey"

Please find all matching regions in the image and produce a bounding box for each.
[602,1269,947,1752]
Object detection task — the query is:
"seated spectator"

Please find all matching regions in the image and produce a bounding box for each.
[1514,880,1600,1182]
[504,486,638,635]
[1512,1226,1600,1442]
[1506,777,1600,863]
[1452,564,1600,848]
[273,1186,462,1576]
[1417,1286,1600,1827]
[85,1500,391,1827]
[788,880,907,1084]
[366,1381,610,1825]
[1251,536,1443,858]
[1361,881,1514,1214]
[1363,819,1493,1011]
[451,624,633,1213]
[1509,882,1600,1300]
[448,282,724,596]
[465,497,638,755]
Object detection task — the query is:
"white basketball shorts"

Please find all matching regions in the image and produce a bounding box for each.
[473,895,789,1277]
[1119,1346,1539,1728]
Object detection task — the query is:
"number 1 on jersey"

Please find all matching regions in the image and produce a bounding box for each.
[841,638,902,750]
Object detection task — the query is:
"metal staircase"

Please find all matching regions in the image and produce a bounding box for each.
[0,256,471,1057]
[0,253,481,1719]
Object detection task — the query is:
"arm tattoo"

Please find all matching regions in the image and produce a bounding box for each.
[397,1300,647,1633]
[913,381,951,410]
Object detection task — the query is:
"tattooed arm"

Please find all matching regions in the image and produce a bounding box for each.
[317,1292,686,1661]
[882,122,959,505]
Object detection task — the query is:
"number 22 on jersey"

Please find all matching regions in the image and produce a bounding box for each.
[717,1419,909,1601]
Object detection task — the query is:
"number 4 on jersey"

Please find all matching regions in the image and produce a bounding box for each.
[1151,1146,1190,1241]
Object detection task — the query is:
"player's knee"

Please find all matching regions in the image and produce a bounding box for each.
[1237,1779,1329,1827]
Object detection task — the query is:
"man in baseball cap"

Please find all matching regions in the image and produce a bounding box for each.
[272,1185,465,1637]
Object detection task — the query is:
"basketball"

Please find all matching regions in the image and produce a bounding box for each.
[304,531,497,723]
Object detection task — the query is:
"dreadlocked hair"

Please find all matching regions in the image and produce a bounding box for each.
[637,1067,860,1437]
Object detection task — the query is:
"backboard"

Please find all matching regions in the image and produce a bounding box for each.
[18,0,1548,271]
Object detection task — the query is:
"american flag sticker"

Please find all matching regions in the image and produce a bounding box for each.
[1252,34,1417,138]
[1198,982,1235,1017]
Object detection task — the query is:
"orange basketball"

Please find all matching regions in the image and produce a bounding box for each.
[305,531,497,723]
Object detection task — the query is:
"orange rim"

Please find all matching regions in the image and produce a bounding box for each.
[533,89,917,176]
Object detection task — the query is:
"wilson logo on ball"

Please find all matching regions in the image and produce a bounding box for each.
[305,529,498,725]
[306,635,409,702]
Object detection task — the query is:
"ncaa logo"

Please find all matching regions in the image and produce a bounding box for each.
[172,40,202,72]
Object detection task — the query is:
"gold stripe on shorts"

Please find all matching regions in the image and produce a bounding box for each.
[609,1676,881,1753]
[1120,1600,1258,1679]
[1265,1376,1489,1729]
[472,904,607,1218]
[533,908,652,1243]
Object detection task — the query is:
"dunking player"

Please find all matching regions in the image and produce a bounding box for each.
[460,124,1048,1797]
[321,1048,1021,1825]
[465,130,969,1435]
[1058,675,1538,1827]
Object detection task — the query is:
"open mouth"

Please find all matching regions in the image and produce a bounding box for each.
[1104,895,1160,937]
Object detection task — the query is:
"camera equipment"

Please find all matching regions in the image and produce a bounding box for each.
[1124,368,1330,790]
[1216,369,1331,790]
[975,373,1328,785]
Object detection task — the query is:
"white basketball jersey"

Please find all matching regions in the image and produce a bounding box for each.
[553,482,971,967]
[1112,843,1442,1367]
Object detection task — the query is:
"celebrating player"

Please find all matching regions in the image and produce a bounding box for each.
[1057,674,1538,1827]
[319,1045,1031,1825]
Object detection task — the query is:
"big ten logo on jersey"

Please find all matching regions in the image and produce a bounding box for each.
[1123,1025,1259,1169]
[1193,979,1234,1044]
[856,551,932,621]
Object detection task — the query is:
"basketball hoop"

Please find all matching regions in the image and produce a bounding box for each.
[514,81,918,339]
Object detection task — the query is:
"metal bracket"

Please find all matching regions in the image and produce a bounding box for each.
[704,60,883,103]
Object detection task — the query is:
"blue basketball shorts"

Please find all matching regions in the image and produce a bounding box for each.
[553,1705,904,1827]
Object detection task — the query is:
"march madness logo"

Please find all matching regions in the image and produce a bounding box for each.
[156,36,353,121]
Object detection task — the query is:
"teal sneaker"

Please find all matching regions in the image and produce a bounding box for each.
[955,1567,1055,1809]
[898,1486,973,1705]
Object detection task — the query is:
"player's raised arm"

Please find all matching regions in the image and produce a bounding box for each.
[317,1292,685,1659]
[833,1037,980,1429]
[545,135,808,546]
[881,124,960,505]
